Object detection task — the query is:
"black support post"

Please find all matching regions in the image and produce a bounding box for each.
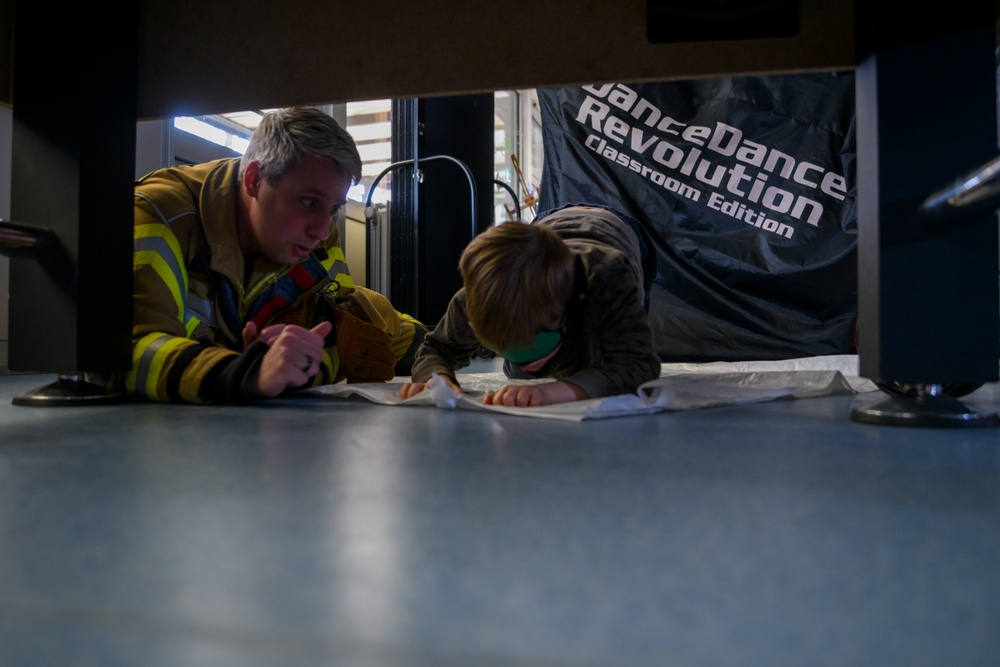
[388,94,493,326]
[852,5,1000,426]
[7,5,138,404]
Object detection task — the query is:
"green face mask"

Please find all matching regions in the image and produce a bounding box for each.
[482,331,563,365]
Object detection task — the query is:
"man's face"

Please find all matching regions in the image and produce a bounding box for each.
[242,154,351,266]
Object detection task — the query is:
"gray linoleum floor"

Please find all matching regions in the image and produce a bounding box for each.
[0,361,998,667]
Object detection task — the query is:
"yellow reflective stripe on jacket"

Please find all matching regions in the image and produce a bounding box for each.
[322,246,353,289]
[129,332,197,399]
[321,348,338,385]
[135,224,188,322]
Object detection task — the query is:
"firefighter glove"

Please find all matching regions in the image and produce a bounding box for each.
[332,308,395,382]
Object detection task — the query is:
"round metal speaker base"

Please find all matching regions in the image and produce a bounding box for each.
[12,374,127,407]
[850,392,998,428]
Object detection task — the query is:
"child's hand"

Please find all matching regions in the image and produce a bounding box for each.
[484,380,587,407]
[399,376,461,400]
[399,382,428,400]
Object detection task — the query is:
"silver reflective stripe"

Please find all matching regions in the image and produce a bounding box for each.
[326,258,350,279]
[135,234,185,294]
[134,334,173,395]
[186,294,216,328]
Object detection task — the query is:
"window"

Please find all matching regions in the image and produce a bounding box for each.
[170,93,543,216]
[345,100,392,204]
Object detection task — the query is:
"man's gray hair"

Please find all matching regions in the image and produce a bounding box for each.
[239,107,363,185]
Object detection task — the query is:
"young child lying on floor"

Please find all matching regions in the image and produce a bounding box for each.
[399,205,661,407]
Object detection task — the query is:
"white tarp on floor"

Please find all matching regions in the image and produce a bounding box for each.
[310,354,880,421]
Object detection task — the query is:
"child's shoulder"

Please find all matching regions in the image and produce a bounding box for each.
[547,209,635,252]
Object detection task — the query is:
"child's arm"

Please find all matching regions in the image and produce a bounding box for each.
[399,290,481,398]
[561,263,661,398]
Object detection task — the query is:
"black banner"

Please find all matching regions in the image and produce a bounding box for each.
[537,74,857,362]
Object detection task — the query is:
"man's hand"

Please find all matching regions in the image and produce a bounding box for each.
[333,309,395,382]
[247,321,332,398]
[242,320,286,349]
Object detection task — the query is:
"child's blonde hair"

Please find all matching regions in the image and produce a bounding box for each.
[459,222,575,347]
